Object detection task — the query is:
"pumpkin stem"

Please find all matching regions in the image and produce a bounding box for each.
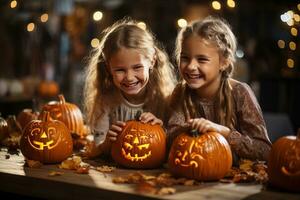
[32,98,38,113]
[190,129,199,137]
[135,110,142,121]
[58,94,66,104]
[41,111,51,122]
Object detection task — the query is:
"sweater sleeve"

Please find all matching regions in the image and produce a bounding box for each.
[166,109,190,150]
[227,83,272,161]
[92,107,110,146]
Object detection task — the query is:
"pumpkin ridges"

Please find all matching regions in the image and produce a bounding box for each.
[41,94,85,137]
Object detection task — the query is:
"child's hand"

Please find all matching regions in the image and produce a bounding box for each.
[188,118,230,137]
[139,112,163,125]
[106,121,126,142]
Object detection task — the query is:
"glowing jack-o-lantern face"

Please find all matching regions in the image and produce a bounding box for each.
[168,131,232,181]
[20,112,73,164]
[268,130,300,192]
[121,128,152,162]
[28,127,61,150]
[173,136,207,168]
[111,120,166,169]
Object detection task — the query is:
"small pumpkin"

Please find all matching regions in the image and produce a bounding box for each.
[40,94,85,138]
[20,111,73,163]
[111,114,166,169]
[17,109,39,130]
[268,129,300,192]
[38,80,59,98]
[0,113,9,142]
[168,130,232,181]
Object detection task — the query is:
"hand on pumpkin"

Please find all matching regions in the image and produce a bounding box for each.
[106,121,126,142]
[139,112,163,125]
[188,118,230,137]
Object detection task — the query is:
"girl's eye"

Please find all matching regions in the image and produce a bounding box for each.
[197,58,209,63]
[180,56,189,61]
[114,69,125,73]
[133,65,143,70]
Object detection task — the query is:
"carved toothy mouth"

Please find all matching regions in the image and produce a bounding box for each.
[121,148,152,162]
[28,138,58,150]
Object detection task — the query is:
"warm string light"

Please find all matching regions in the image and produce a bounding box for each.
[279,5,299,70]
[93,11,103,21]
[177,19,187,28]
[211,0,236,10]
[10,0,17,9]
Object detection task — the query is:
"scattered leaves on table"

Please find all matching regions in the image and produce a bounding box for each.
[48,171,64,176]
[221,159,268,184]
[59,155,90,174]
[113,172,200,195]
[96,165,115,173]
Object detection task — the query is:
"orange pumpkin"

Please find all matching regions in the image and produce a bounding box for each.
[111,120,166,169]
[0,113,8,142]
[168,130,232,181]
[268,129,300,192]
[38,80,59,98]
[41,94,85,138]
[20,111,73,163]
[17,109,39,130]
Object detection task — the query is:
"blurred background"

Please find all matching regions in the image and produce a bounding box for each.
[0,0,299,141]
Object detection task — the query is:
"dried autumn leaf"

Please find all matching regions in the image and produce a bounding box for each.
[128,172,144,184]
[156,176,177,187]
[157,187,176,195]
[239,159,253,171]
[112,176,129,184]
[26,159,43,168]
[59,156,82,170]
[141,174,156,181]
[136,182,158,194]
[76,166,90,174]
[48,171,64,176]
[96,165,115,173]
[59,159,78,170]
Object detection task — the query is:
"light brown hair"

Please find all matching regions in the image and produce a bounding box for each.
[83,18,176,127]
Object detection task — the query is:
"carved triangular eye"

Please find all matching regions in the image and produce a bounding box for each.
[47,127,56,136]
[133,137,139,144]
[40,132,47,138]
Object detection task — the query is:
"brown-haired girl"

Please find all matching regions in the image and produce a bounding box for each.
[167,16,271,162]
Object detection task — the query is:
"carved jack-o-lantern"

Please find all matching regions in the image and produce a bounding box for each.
[20,111,73,163]
[168,130,232,181]
[111,120,166,169]
[41,94,85,138]
[268,129,300,192]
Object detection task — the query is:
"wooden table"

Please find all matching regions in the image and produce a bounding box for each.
[0,148,298,200]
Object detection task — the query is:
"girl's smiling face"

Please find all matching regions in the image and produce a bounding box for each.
[108,47,153,102]
[179,35,226,98]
